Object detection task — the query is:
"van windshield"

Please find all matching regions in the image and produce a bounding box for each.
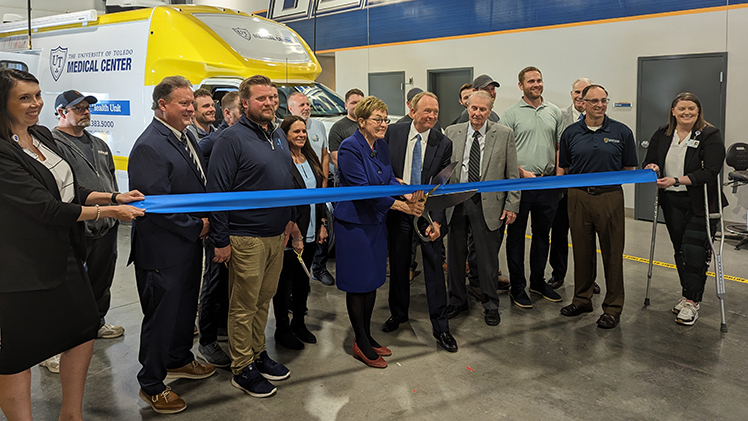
[277,83,346,118]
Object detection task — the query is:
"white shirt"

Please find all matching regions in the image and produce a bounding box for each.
[460,123,487,183]
[36,138,75,203]
[665,131,689,192]
[572,107,582,123]
[402,123,430,185]
[306,118,328,161]
[156,116,206,181]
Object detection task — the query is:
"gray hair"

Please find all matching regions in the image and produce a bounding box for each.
[152,76,192,110]
[467,90,494,107]
[571,78,594,90]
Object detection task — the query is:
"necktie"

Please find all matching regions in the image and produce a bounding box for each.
[411,134,422,185]
[578,113,585,121]
[180,133,207,185]
[468,131,481,183]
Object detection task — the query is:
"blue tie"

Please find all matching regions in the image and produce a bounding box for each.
[578,113,585,121]
[411,134,422,185]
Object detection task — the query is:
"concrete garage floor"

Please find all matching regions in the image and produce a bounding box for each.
[21,216,748,421]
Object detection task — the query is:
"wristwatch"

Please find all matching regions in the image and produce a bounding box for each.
[673,177,680,187]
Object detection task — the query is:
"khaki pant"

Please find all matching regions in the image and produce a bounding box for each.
[227,234,284,374]
[567,188,625,316]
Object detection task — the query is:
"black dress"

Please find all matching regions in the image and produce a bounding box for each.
[0,126,99,374]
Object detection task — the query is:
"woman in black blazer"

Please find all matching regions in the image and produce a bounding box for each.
[643,92,726,326]
[0,69,144,420]
[272,116,328,350]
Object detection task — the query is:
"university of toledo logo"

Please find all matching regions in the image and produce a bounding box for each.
[50,46,68,81]
[232,27,252,41]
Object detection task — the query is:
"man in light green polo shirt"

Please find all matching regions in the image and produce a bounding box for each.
[501,66,565,309]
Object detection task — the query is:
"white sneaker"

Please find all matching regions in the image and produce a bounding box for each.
[672,297,700,314]
[676,301,699,326]
[98,323,125,339]
[40,354,61,374]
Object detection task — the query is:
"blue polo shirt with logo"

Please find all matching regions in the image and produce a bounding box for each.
[559,115,638,175]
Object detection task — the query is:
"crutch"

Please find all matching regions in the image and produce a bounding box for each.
[704,177,728,332]
[644,175,660,306]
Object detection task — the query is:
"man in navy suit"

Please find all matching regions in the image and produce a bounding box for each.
[381,92,458,352]
[128,76,215,415]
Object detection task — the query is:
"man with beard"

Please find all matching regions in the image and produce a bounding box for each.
[187,88,216,140]
[501,66,565,309]
[44,91,123,375]
[208,75,298,398]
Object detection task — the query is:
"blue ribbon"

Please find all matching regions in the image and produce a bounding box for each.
[139,169,657,214]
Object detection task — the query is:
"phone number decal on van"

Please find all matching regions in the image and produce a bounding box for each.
[91,100,130,116]
[91,120,115,128]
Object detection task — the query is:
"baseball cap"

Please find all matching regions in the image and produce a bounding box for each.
[406,87,423,102]
[55,90,98,114]
[472,74,500,89]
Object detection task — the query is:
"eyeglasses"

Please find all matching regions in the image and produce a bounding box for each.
[66,105,91,114]
[367,118,390,125]
[583,98,610,105]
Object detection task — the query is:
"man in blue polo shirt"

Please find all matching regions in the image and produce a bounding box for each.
[558,84,637,329]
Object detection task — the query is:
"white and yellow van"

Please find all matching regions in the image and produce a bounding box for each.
[0,5,345,189]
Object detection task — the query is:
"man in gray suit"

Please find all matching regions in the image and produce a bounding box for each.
[444,91,520,326]
[549,78,601,294]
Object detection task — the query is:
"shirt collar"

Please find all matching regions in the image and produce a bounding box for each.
[519,97,546,110]
[155,116,186,139]
[408,122,430,142]
[467,122,487,139]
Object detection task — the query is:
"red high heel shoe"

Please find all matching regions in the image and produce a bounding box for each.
[352,342,387,368]
[371,345,392,357]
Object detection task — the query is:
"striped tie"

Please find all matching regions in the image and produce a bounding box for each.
[468,131,481,183]
[180,133,207,185]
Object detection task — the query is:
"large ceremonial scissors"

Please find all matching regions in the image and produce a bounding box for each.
[413,162,476,242]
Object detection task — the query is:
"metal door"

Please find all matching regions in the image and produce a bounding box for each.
[427,67,473,129]
[368,71,405,117]
[635,53,727,221]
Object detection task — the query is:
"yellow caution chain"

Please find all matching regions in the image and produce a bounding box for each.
[523,234,748,285]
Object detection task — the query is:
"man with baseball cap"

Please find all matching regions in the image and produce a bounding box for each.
[451,75,501,125]
[41,90,123,373]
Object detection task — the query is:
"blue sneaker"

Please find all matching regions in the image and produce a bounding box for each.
[255,351,290,381]
[231,363,277,398]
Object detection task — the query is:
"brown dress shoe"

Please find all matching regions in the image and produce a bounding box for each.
[596,313,620,329]
[166,360,216,380]
[139,387,187,414]
[593,282,601,294]
[372,344,392,357]
[497,274,510,290]
[352,342,387,368]
[560,303,593,317]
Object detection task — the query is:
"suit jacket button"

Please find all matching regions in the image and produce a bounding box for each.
[378,171,382,174]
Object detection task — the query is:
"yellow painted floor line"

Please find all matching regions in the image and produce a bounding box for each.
[521,234,748,284]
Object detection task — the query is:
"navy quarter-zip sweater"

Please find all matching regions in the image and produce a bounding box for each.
[207,114,295,248]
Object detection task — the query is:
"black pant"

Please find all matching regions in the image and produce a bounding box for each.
[136,244,202,396]
[448,196,504,310]
[273,243,315,330]
[387,211,449,333]
[83,223,119,325]
[506,189,559,290]
[549,191,570,280]
[660,191,717,302]
[198,238,229,346]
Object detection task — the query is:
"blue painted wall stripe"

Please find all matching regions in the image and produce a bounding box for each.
[276,0,745,52]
